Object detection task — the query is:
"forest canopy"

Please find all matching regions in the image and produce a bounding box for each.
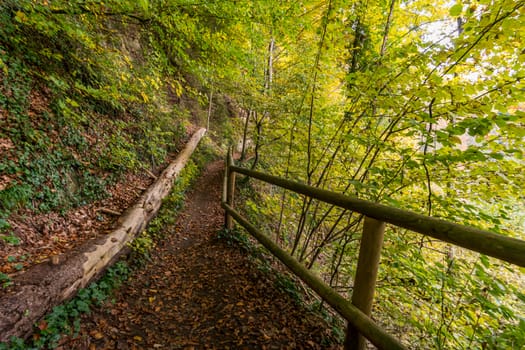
[0,0,524,348]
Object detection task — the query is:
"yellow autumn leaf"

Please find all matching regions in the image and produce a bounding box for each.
[15,11,28,23]
[0,58,7,74]
[172,81,183,97]
[91,331,104,340]
[450,136,462,144]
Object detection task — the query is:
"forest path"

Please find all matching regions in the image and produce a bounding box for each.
[69,160,341,349]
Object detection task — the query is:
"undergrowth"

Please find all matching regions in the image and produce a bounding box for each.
[0,0,189,242]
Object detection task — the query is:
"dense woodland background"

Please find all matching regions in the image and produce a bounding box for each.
[0,0,524,348]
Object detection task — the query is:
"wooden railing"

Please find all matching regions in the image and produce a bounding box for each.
[221,149,525,350]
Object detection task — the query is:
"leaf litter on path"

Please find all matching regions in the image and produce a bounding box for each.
[66,160,342,349]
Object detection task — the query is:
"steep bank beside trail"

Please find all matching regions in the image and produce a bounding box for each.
[0,130,206,341]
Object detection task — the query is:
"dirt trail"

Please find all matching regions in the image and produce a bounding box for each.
[68,160,341,349]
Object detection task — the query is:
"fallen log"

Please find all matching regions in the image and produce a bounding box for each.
[0,128,206,342]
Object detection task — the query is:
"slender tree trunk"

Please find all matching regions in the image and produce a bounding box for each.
[380,0,396,57]
[308,216,361,270]
[306,0,333,184]
[206,90,213,131]
[291,196,311,256]
[250,35,274,170]
[240,109,251,161]
[293,0,334,255]
[265,37,275,92]
[250,112,262,170]
[298,6,399,261]
[276,119,297,243]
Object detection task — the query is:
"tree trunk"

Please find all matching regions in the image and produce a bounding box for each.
[207,91,213,131]
[240,109,251,161]
[0,128,206,342]
[265,37,275,92]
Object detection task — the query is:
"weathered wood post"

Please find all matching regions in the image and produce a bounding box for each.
[345,216,386,350]
[225,146,236,229]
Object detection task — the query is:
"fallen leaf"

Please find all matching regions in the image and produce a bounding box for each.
[89,330,104,340]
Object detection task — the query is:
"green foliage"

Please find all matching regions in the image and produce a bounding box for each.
[0,218,10,231]
[274,273,302,304]
[0,0,218,221]
[164,160,199,211]
[0,0,523,347]
[217,228,256,254]
[0,216,19,247]
[100,132,140,171]
[5,255,27,274]
[0,232,21,246]
[0,272,12,289]
[129,157,202,266]
[128,232,154,265]
[31,261,130,349]
[377,238,525,349]
[228,0,525,347]
[310,300,346,345]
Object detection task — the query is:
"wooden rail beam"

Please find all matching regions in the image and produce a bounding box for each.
[229,165,525,267]
[221,202,407,350]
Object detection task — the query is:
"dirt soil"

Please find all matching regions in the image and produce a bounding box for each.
[65,160,343,349]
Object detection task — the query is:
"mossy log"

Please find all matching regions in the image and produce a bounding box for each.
[0,128,206,342]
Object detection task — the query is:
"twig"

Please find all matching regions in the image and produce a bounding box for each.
[422,97,436,217]
[97,208,122,216]
[144,169,158,179]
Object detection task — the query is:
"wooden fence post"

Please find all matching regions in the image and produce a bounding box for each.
[225,147,236,230]
[345,216,386,350]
